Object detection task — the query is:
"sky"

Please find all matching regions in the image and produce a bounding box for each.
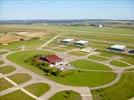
[0,0,134,20]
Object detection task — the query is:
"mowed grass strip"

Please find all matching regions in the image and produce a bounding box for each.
[24,83,50,97]
[68,51,88,56]
[0,61,4,65]
[0,90,35,100]
[49,70,116,87]
[49,90,82,100]
[70,59,112,71]
[110,60,129,67]
[0,66,16,74]
[92,72,134,100]
[8,73,32,84]
[88,55,109,61]
[0,78,13,91]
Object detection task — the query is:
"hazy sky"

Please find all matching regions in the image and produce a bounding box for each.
[0,0,134,20]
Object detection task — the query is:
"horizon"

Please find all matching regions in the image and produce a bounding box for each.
[0,0,134,20]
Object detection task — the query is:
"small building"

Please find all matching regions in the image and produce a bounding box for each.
[40,55,63,66]
[74,40,89,47]
[107,45,127,52]
[60,39,74,45]
[99,24,103,28]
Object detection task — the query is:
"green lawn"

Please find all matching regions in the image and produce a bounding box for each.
[0,78,13,91]
[0,90,34,100]
[8,73,32,84]
[88,55,109,61]
[49,90,82,100]
[0,66,16,74]
[92,72,134,100]
[97,50,118,58]
[7,50,54,75]
[70,59,112,71]
[0,61,4,65]
[68,51,88,56]
[49,70,116,87]
[24,83,50,97]
[110,60,129,67]
[7,50,116,87]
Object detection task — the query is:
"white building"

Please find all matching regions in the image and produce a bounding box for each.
[61,39,74,45]
[74,40,89,47]
[108,45,127,51]
[99,24,103,28]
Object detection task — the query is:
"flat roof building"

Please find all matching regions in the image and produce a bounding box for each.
[74,40,89,47]
[60,39,74,45]
[107,45,127,52]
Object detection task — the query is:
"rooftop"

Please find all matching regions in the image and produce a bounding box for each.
[46,55,62,64]
[110,45,126,50]
[61,39,74,42]
[75,40,89,44]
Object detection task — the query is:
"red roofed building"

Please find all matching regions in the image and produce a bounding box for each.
[40,55,63,65]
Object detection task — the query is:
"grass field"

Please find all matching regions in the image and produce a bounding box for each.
[24,83,50,97]
[110,60,129,67]
[49,90,82,100]
[1,24,134,99]
[97,50,118,58]
[92,72,134,100]
[0,38,44,50]
[88,55,109,61]
[1,25,134,49]
[7,50,116,87]
[0,66,16,74]
[7,50,54,75]
[49,70,116,87]
[0,90,34,100]
[0,61,4,65]
[0,78,13,91]
[8,73,32,84]
[70,59,112,71]
[90,43,109,49]
[68,51,88,56]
